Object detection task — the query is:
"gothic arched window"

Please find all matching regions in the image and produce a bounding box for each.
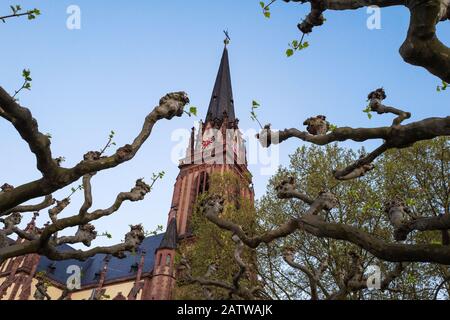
[197,172,210,196]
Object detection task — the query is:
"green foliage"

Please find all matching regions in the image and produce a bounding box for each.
[286,49,294,57]
[1,5,40,23]
[144,224,164,237]
[437,80,448,92]
[27,8,40,20]
[184,105,198,117]
[257,138,449,300]
[10,5,22,15]
[363,105,373,119]
[35,271,52,287]
[259,1,275,19]
[12,68,34,100]
[328,124,338,132]
[174,172,258,300]
[101,232,113,239]
[189,106,198,117]
[250,100,264,129]
[99,130,117,155]
[286,39,309,57]
[22,69,32,86]
[68,184,83,198]
[152,171,165,181]
[250,100,259,121]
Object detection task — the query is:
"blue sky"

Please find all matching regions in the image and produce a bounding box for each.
[1,0,449,247]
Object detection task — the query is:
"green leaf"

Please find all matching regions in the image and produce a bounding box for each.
[286,49,294,57]
[252,100,260,108]
[189,106,197,116]
[260,1,265,9]
[22,69,31,78]
[264,11,271,18]
[329,124,337,132]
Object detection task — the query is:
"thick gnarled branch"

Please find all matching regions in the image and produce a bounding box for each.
[0,177,153,263]
[284,0,450,82]
[0,91,190,213]
[203,180,450,266]
[257,89,450,180]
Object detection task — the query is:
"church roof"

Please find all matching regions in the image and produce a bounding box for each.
[157,218,177,250]
[205,46,236,123]
[36,233,165,287]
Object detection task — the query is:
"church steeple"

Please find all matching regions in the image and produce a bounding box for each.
[157,218,177,250]
[205,45,235,124]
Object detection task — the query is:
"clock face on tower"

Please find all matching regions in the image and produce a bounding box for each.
[202,135,215,150]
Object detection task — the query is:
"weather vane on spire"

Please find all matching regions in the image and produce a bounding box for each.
[223,30,231,46]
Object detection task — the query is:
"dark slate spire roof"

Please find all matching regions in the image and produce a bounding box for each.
[157,218,177,250]
[205,46,235,123]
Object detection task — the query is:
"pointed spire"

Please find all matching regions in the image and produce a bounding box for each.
[158,218,177,250]
[205,44,235,124]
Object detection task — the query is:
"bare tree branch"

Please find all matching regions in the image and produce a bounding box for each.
[283,0,450,82]
[257,89,450,180]
[0,90,190,212]
[1,194,54,217]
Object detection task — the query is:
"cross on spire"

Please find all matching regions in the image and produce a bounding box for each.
[223,30,231,46]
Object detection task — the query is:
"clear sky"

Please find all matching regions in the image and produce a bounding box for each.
[1,0,449,247]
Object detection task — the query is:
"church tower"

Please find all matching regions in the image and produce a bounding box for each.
[0,39,254,302]
[143,40,255,299]
[171,41,253,240]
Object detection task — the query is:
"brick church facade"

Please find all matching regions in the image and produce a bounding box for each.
[0,43,254,300]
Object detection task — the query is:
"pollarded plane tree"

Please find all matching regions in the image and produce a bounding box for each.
[198,0,450,299]
[0,6,192,264]
[256,141,449,300]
